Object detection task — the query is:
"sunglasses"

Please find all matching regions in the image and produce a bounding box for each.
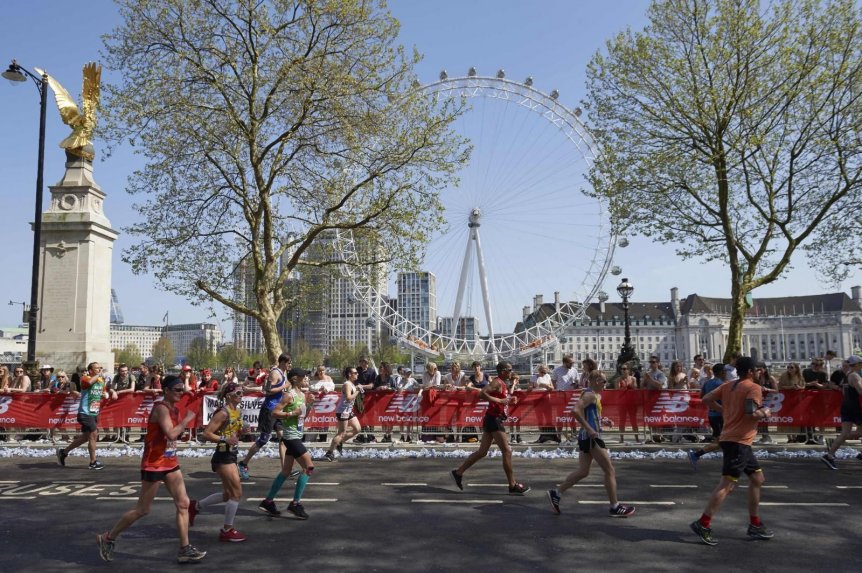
[168,386,184,392]
[230,390,243,397]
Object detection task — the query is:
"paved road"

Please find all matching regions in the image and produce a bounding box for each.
[0,450,860,572]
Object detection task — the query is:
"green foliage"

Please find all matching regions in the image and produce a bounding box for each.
[373,338,411,367]
[326,339,367,369]
[102,0,469,364]
[289,338,325,370]
[585,0,862,358]
[113,343,143,367]
[151,337,176,369]
[185,337,216,369]
[217,344,247,370]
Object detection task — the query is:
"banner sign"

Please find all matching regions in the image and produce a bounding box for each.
[0,389,847,429]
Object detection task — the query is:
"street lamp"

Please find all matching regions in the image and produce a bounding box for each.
[3,60,48,366]
[616,277,636,367]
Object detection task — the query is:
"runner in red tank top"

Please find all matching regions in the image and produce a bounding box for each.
[450,361,530,495]
[97,375,206,564]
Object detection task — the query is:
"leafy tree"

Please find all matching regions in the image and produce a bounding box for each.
[185,337,216,369]
[101,0,468,365]
[290,338,325,369]
[151,337,176,369]
[326,339,366,369]
[217,344,247,370]
[585,0,862,359]
[373,338,411,367]
[113,343,143,367]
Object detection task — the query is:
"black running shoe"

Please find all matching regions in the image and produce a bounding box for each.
[89,460,105,470]
[337,443,343,455]
[450,469,463,491]
[56,447,67,467]
[547,489,561,514]
[609,504,636,517]
[258,499,281,516]
[856,452,862,461]
[821,454,838,470]
[508,483,530,495]
[747,523,774,540]
[323,451,336,462]
[287,501,309,520]
[690,520,718,546]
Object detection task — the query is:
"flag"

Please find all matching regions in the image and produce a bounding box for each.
[163,311,169,324]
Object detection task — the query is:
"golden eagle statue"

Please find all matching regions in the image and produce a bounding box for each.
[34,62,101,162]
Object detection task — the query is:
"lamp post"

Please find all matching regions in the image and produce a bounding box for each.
[3,60,48,366]
[616,277,636,367]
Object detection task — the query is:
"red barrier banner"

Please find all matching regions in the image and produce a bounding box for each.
[0,389,847,429]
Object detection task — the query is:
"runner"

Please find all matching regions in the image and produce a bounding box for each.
[96,375,205,563]
[450,361,530,495]
[546,370,635,517]
[690,356,775,546]
[323,366,362,461]
[687,363,726,469]
[821,355,862,470]
[238,353,290,480]
[258,368,315,519]
[57,361,109,470]
[188,381,247,542]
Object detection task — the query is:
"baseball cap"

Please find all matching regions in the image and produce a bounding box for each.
[40,364,54,371]
[724,365,739,380]
[287,368,310,380]
[846,355,862,365]
[181,365,192,371]
[162,374,184,390]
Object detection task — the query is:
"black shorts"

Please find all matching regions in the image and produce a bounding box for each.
[720,442,761,480]
[708,415,724,438]
[141,466,181,482]
[281,438,308,458]
[578,437,607,453]
[211,446,238,472]
[77,414,98,433]
[337,411,356,421]
[255,408,276,447]
[482,415,506,433]
[839,407,862,425]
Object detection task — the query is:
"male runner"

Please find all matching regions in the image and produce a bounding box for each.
[821,355,862,469]
[97,375,205,563]
[690,356,774,546]
[238,354,290,480]
[547,370,635,517]
[57,362,109,470]
[450,361,530,495]
[687,363,726,469]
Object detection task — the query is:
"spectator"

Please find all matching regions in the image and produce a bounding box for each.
[778,362,805,442]
[443,361,467,390]
[822,355,862,469]
[308,365,335,443]
[669,361,688,390]
[530,364,553,391]
[0,365,10,393]
[242,361,267,391]
[643,356,668,390]
[179,365,196,393]
[55,370,76,395]
[421,362,441,389]
[372,362,397,442]
[108,363,136,443]
[221,366,239,387]
[134,364,150,392]
[691,355,709,387]
[551,356,578,391]
[70,366,84,393]
[34,365,56,392]
[617,363,640,443]
[354,357,378,444]
[579,358,597,388]
[198,369,218,392]
[146,365,164,395]
[802,357,830,444]
[466,361,488,389]
[824,349,840,377]
[8,365,29,393]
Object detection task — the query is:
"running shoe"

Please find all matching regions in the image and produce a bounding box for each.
[56,447,67,467]
[547,489,561,514]
[508,483,530,495]
[177,544,207,563]
[289,469,301,479]
[258,499,281,516]
[747,523,775,540]
[89,460,105,470]
[856,452,862,461]
[687,450,699,470]
[287,501,309,520]
[238,462,250,481]
[97,532,115,562]
[690,520,718,546]
[188,499,199,527]
[323,451,336,462]
[218,527,247,542]
[337,443,343,455]
[609,504,636,517]
[450,469,463,491]
[821,454,838,470]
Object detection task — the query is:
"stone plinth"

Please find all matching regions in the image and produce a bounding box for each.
[35,157,119,372]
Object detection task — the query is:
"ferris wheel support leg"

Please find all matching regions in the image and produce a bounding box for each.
[473,228,497,362]
[451,230,474,336]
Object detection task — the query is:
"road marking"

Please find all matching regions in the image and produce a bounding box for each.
[382,482,427,486]
[466,484,508,487]
[411,499,504,504]
[247,498,338,502]
[650,485,698,488]
[759,502,849,507]
[738,485,788,489]
[0,481,20,484]
[577,501,676,505]
[211,481,257,485]
[0,496,34,500]
[54,481,96,484]
[97,497,176,501]
[835,486,862,489]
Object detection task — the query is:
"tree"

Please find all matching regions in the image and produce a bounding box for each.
[151,337,176,369]
[217,344,247,370]
[113,343,143,367]
[102,0,469,365]
[373,338,411,366]
[326,339,365,369]
[185,337,216,369]
[290,338,325,369]
[585,0,862,359]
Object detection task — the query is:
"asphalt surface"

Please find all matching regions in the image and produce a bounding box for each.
[0,446,860,572]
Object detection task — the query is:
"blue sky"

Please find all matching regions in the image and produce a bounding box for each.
[1,0,857,337]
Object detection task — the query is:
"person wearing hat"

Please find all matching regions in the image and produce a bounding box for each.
[57,362,110,470]
[179,365,196,393]
[34,364,56,392]
[258,368,314,519]
[198,369,218,393]
[238,353,291,480]
[821,355,862,469]
[97,375,205,563]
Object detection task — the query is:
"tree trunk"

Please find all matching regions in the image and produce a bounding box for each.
[724,283,751,362]
[258,305,284,367]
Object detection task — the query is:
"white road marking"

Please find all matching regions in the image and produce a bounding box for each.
[759,502,849,507]
[411,499,504,504]
[737,485,788,489]
[835,486,862,489]
[382,482,427,486]
[466,484,508,487]
[0,496,34,500]
[247,497,338,502]
[54,480,95,484]
[0,481,20,484]
[650,485,698,488]
[577,501,676,505]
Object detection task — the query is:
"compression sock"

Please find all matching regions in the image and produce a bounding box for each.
[750,515,762,527]
[223,499,239,527]
[293,472,310,501]
[198,492,224,509]
[267,473,287,500]
[699,513,712,528]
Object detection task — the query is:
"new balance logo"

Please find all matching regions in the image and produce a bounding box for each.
[762,392,784,413]
[134,396,163,416]
[311,394,341,414]
[650,392,691,414]
[55,396,80,415]
[471,400,489,413]
[386,394,421,413]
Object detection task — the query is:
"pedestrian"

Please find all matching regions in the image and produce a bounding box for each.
[238,353,290,480]
[690,356,775,546]
[258,368,315,519]
[96,375,205,563]
[546,370,636,517]
[57,361,109,470]
[188,381,247,542]
[821,355,862,470]
[323,366,362,461]
[450,361,530,495]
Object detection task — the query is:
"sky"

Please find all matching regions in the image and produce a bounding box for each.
[1,0,858,339]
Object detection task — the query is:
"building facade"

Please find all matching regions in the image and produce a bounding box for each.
[110,323,222,361]
[397,272,437,334]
